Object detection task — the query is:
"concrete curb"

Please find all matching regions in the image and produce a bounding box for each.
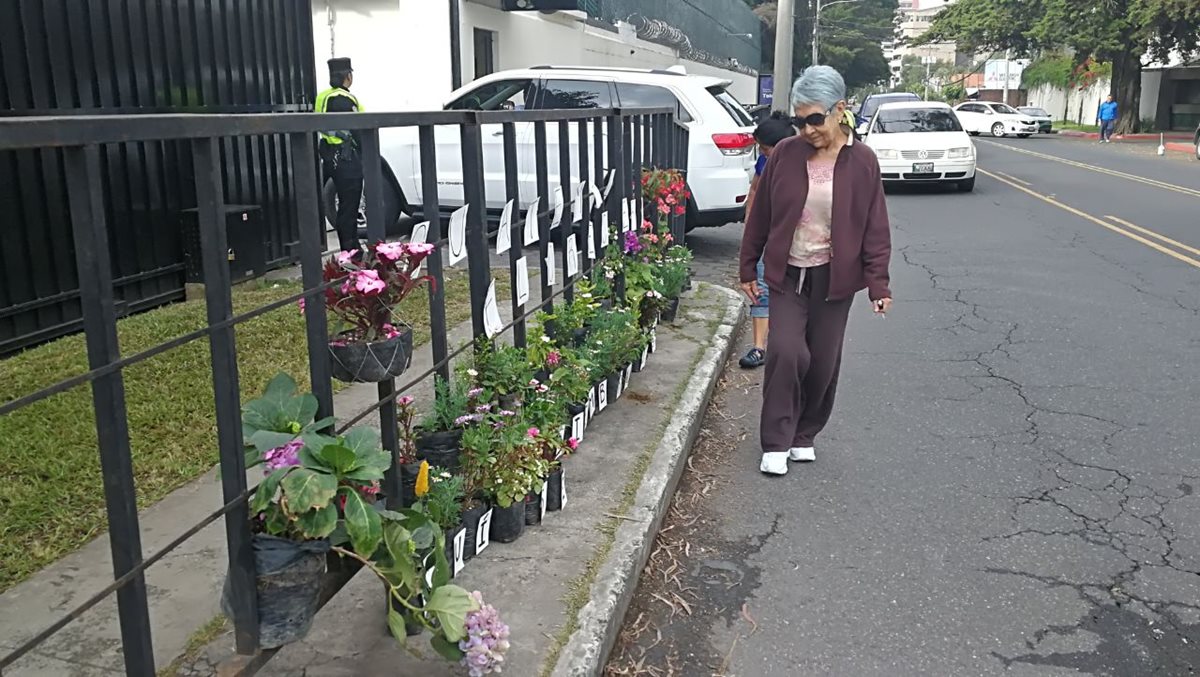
[551,284,745,677]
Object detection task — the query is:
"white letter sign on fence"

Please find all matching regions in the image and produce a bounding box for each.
[601,220,610,248]
[448,204,468,266]
[602,168,615,200]
[497,199,514,255]
[586,224,597,260]
[524,197,540,245]
[572,182,585,223]
[410,221,430,244]
[566,234,580,277]
[590,181,603,211]
[476,508,493,554]
[545,242,557,286]
[483,280,504,338]
[620,198,630,232]
[515,257,530,307]
[552,186,565,229]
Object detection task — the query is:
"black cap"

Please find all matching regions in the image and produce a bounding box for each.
[328,57,353,75]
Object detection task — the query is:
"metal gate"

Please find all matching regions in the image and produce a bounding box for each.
[0,0,317,355]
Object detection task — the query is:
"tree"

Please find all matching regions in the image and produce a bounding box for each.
[917,0,1200,133]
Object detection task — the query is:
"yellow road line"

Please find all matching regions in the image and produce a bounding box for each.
[1104,215,1200,258]
[994,171,1032,187]
[977,168,1200,269]
[978,140,1200,199]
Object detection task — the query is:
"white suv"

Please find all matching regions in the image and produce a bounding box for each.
[370,65,756,232]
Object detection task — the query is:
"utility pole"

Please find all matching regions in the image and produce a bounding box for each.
[812,0,820,66]
[1002,48,1010,106]
[772,0,795,111]
[449,0,463,90]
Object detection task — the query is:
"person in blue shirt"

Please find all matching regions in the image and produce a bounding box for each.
[739,112,797,369]
[1098,95,1119,143]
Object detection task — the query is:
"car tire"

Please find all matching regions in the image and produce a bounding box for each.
[957,176,976,192]
[991,123,1007,138]
[323,175,406,240]
[1194,139,1200,161]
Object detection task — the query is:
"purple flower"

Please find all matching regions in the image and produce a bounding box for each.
[458,591,509,676]
[455,414,479,427]
[623,231,643,255]
[499,410,516,417]
[264,439,303,472]
[475,404,493,414]
[467,387,485,398]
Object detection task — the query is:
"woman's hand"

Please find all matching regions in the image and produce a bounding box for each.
[741,280,760,305]
[872,298,893,315]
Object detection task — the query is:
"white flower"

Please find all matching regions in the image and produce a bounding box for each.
[581,293,592,299]
[540,335,552,343]
[467,369,479,377]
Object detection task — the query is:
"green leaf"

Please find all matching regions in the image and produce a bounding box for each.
[249,430,298,455]
[295,503,338,539]
[245,447,264,469]
[429,533,451,589]
[355,448,392,476]
[430,633,464,661]
[424,585,477,643]
[387,606,410,643]
[342,427,380,455]
[342,489,383,556]
[263,372,299,402]
[411,523,436,552]
[293,393,320,427]
[317,443,358,474]
[280,468,338,512]
[263,503,290,536]
[242,399,281,434]
[306,415,337,433]
[251,467,291,514]
[383,520,414,561]
[342,465,386,482]
[301,433,339,456]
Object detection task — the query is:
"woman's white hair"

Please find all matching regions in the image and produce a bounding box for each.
[790,65,847,110]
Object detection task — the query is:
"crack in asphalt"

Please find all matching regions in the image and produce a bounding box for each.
[897,242,1200,673]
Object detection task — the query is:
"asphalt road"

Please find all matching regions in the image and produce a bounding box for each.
[607,137,1200,676]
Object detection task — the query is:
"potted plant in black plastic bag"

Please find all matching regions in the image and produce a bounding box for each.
[320,242,435,383]
[415,464,468,577]
[460,407,548,544]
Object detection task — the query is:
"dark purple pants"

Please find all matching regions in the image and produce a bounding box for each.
[760,264,854,452]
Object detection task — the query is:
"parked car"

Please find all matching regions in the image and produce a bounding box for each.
[864,101,976,192]
[1193,122,1200,161]
[953,101,1039,138]
[1018,106,1054,133]
[348,66,756,235]
[855,92,922,134]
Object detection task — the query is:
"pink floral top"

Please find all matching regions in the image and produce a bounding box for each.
[788,160,835,268]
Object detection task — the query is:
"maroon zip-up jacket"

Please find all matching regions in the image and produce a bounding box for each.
[739,132,892,301]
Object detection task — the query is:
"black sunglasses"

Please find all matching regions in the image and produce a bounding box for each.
[791,105,838,128]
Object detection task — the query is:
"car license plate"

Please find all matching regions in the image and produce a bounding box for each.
[912,162,934,173]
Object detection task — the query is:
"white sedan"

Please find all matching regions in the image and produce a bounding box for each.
[865,102,977,192]
[953,101,1039,138]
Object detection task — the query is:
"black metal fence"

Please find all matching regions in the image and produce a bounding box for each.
[0,105,687,675]
[0,0,316,355]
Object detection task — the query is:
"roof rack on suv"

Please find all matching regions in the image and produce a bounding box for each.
[528,65,687,76]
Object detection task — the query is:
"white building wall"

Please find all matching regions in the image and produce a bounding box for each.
[1028,70,1161,126]
[313,0,757,113]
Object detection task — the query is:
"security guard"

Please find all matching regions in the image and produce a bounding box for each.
[316,57,363,253]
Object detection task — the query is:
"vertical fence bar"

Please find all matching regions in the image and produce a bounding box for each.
[501,122,527,348]
[64,145,156,675]
[593,115,605,271]
[631,115,644,232]
[419,126,451,384]
[192,136,261,655]
[557,120,574,304]
[460,116,490,338]
[290,133,336,425]
[361,128,385,244]
[576,117,592,277]
[676,121,691,247]
[534,121,554,324]
[608,113,627,303]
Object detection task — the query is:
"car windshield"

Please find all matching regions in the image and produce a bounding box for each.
[864,94,918,117]
[708,86,753,126]
[873,108,963,133]
[1021,107,1049,116]
[991,103,1020,115]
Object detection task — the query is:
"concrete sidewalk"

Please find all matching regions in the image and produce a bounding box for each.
[191,284,743,677]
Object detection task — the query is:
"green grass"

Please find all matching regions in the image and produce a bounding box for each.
[0,269,497,592]
[1055,120,1100,133]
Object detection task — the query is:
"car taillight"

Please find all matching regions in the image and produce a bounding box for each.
[712,133,755,156]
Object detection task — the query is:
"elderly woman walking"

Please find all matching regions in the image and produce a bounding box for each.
[739,65,893,476]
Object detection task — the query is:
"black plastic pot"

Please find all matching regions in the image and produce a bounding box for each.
[399,462,421,508]
[567,402,586,417]
[462,502,493,561]
[524,492,543,526]
[607,370,623,402]
[572,328,588,348]
[222,534,329,649]
[328,327,414,383]
[533,368,550,384]
[599,298,614,311]
[489,501,525,543]
[445,524,467,577]
[546,468,565,512]
[415,429,463,471]
[660,297,681,323]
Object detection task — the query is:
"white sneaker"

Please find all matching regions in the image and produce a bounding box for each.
[789,446,816,462]
[760,452,790,475]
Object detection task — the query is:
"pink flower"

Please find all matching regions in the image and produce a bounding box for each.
[336,250,357,266]
[648,234,659,244]
[376,242,406,261]
[382,323,402,339]
[405,242,436,257]
[352,269,387,295]
[398,395,415,407]
[298,298,306,315]
[527,427,540,439]
[657,202,670,215]
[529,378,541,387]
[567,437,580,450]
[546,351,561,367]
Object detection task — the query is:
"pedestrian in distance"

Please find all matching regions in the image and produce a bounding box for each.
[316,57,365,253]
[739,65,893,476]
[1098,94,1119,143]
[739,112,798,369]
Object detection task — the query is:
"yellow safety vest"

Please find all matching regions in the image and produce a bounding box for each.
[315,88,363,146]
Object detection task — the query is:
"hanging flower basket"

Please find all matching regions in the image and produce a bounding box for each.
[328,327,414,383]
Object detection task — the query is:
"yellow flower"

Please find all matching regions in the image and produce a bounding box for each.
[414,460,431,498]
